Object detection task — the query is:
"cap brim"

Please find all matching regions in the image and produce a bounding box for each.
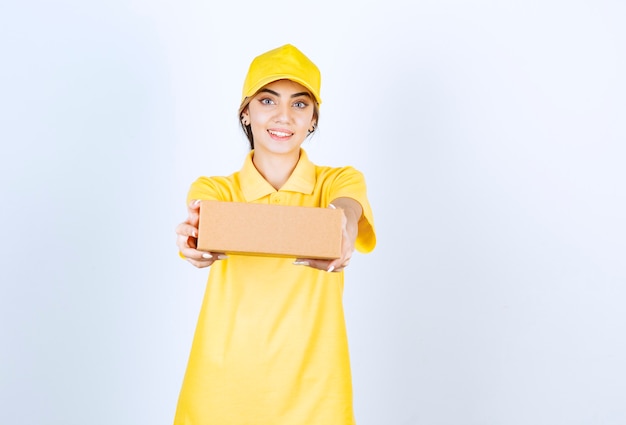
[241,74,322,106]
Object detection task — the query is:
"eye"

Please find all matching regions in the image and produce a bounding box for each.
[293,101,308,109]
[259,97,275,105]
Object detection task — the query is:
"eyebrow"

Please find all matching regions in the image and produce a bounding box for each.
[259,88,312,99]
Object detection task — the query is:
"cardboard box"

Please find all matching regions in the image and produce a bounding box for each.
[197,200,343,259]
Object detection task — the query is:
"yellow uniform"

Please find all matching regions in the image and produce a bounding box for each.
[174,149,376,425]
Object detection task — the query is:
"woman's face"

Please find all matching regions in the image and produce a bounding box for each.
[242,79,316,156]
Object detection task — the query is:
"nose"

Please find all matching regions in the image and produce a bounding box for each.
[274,102,292,123]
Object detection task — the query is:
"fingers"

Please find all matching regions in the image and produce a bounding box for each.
[186,199,202,227]
[176,222,198,254]
[177,235,207,261]
[293,257,351,273]
[189,199,202,211]
[177,224,226,262]
[326,257,351,273]
[176,204,200,254]
[176,222,197,239]
[184,252,228,268]
[176,202,229,269]
[185,257,214,268]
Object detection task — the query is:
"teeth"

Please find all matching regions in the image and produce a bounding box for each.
[269,130,291,137]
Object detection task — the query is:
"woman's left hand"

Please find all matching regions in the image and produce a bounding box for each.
[294,198,362,273]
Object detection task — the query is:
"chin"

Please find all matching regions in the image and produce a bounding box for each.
[259,142,302,155]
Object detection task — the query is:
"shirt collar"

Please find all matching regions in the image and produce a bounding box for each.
[239,149,316,202]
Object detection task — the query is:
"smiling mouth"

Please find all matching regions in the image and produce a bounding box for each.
[268,130,293,138]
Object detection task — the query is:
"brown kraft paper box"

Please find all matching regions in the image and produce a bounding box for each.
[197,200,343,259]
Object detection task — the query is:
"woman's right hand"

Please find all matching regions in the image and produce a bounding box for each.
[175,199,226,268]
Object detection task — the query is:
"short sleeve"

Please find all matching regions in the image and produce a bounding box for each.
[186,176,234,205]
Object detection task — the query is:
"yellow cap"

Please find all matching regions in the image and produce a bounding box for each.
[241,44,322,106]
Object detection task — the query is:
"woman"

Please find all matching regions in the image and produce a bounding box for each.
[174,44,376,425]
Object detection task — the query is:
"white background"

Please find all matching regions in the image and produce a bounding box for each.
[1,1,625,424]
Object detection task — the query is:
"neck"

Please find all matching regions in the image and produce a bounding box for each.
[252,149,301,190]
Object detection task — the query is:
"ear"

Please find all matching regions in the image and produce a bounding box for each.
[241,111,250,126]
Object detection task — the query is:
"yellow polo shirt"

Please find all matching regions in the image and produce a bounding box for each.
[174,149,376,425]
